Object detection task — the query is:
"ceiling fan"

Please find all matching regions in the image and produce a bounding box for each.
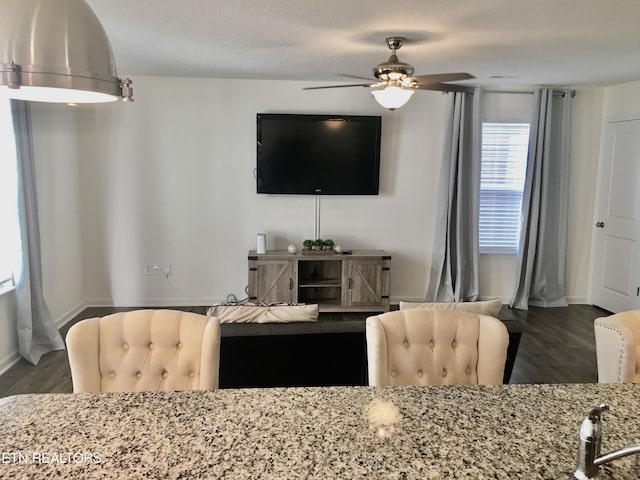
[304,36,475,110]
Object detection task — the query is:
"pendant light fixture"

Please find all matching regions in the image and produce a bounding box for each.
[0,0,133,103]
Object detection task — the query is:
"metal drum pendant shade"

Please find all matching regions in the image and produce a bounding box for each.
[0,0,132,103]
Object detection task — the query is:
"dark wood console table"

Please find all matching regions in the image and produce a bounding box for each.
[219,315,522,388]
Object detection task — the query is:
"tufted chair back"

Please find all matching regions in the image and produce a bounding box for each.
[366,309,509,386]
[594,310,640,383]
[66,309,220,393]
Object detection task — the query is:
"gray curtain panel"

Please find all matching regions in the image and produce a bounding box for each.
[11,101,65,364]
[510,89,572,309]
[426,90,481,302]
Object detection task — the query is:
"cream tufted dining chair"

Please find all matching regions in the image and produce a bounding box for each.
[366,309,509,386]
[66,309,220,393]
[594,310,640,383]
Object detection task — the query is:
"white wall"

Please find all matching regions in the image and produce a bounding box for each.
[585,80,640,305]
[31,104,86,322]
[567,87,605,302]
[0,292,17,373]
[478,91,534,300]
[0,103,85,374]
[0,77,616,375]
[602,80,640,119]
[73,76,449,305]
[473,88,603,302]
[476,87,605,303]
[49,77,608,308]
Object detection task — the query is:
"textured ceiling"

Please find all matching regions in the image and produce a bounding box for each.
[86,0,640,87]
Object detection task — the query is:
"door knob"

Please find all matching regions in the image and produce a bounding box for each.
[595,221,605,228]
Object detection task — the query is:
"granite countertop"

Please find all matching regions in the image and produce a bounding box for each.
[1,384,639,479]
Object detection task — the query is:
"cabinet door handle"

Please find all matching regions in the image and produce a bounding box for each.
[289,278,293,290]
[348,277,352,289]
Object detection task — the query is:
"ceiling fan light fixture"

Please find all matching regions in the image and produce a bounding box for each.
[303,36,474,102]
[371,86,414,111]
[0,0,133,103]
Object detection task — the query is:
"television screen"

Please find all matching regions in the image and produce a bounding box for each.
[256,113,381,195]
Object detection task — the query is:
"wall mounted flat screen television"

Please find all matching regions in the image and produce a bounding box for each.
[256,113,381,195]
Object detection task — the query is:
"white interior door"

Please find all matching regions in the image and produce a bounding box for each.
[590,119,640,313]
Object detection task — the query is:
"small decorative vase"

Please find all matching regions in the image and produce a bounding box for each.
[288,243,297,254]
[334,244,343,254]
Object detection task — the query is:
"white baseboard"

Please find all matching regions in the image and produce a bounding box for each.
[393,295,511,303]
[0,349,19,376]
[393,295,589,306]
[54,301,89,328]
[0,300,86,376]
[0,294,593,378]
[83,297,218,308]
[567,296,588,304]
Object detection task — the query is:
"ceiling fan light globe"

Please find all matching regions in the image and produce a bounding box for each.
[371,86,414,110]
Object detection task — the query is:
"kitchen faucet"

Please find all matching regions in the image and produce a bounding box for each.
[574,404,640,479]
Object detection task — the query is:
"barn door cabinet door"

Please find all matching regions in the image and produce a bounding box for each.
[248,259,297,304]
[342,257,390,310]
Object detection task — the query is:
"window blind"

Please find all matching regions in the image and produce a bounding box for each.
[479,123,530,254]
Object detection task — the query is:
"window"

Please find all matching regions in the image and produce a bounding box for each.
[0,98,20,292]
[479,122,530,254]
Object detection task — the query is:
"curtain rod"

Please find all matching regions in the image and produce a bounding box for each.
[480,89,576,97]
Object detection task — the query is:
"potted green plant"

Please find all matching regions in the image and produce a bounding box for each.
[323,239,335,250]
[302,239,313,250]
[312,239,323,250]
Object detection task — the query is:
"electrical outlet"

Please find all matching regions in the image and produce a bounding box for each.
[144,263,161,275]
[162,263,172,276]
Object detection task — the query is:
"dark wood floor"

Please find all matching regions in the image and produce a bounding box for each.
[0,304,609,397]
[503,304,607,384]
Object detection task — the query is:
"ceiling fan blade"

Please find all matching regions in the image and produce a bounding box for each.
[410,72,475,84]
[337,73,378,82]
[413,82,475,93]
[303,83,377,90]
